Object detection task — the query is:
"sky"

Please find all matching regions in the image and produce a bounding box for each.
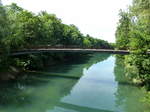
[2,0,132,42]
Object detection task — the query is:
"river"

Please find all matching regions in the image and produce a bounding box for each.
[0,53,149,112]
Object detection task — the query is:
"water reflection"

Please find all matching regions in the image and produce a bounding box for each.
[0,53,110,112]
[60,56,121,112]
[52,55,148,112]
[0,53,149,112]
[114,55,149,112]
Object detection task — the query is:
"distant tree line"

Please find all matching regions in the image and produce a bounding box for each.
[0,2,112,53]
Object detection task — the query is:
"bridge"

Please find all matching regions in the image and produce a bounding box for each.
[9,48,130,56]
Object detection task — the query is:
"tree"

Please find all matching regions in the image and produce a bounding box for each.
[129,0,150,52]
[4,4,43,49]
[0,0,9,50]
[116,10,131,50]
[116,0,150,89]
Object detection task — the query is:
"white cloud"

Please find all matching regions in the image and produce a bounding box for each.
[2,0,132,42]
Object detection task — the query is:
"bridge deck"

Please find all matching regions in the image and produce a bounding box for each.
[10,48,130,56]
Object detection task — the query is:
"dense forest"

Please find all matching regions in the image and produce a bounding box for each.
[0,1,113,79]
[0,2,112,51]
[115,0,150,102]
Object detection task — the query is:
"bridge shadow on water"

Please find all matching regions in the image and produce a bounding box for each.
[0,73,80,109]
[0,53,96,108]
[0,52,144,112]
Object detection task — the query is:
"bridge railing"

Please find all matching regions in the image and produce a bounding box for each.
[23,44,114,50]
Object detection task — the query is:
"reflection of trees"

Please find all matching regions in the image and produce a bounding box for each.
[84,53,111,69]
[0,73,78,112]
[0,82,32,106]
[114,55,128,108]
[45,53,111,77]
[0,53,111,112]
[114,55,130,83]
[114,55,149,112]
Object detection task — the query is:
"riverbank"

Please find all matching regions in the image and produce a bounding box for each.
[0,52,92,81]
[0,66,22,81]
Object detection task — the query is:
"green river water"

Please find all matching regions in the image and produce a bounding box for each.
[0,53,149,112]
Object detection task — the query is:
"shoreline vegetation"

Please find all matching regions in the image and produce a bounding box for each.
[115,0,150,106]
[0,2,113,80]
[0,0,150,108]
[115,0,150,88]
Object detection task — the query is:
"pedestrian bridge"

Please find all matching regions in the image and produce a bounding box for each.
[9,48,130,56]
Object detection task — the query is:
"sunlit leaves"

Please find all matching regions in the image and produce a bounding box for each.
[116,10,131,50]
[116,0,150,90]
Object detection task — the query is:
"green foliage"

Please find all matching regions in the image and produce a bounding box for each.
[116,10,131,50]
[125,54,150,84]
[0,3,112,52]
[115,0,150,90]
[0,1,9,51]
[62,24,83,46]
[0,3,113,76]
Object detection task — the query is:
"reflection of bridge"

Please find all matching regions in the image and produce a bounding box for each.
[56,102,114,112]
[10,48,130,56]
